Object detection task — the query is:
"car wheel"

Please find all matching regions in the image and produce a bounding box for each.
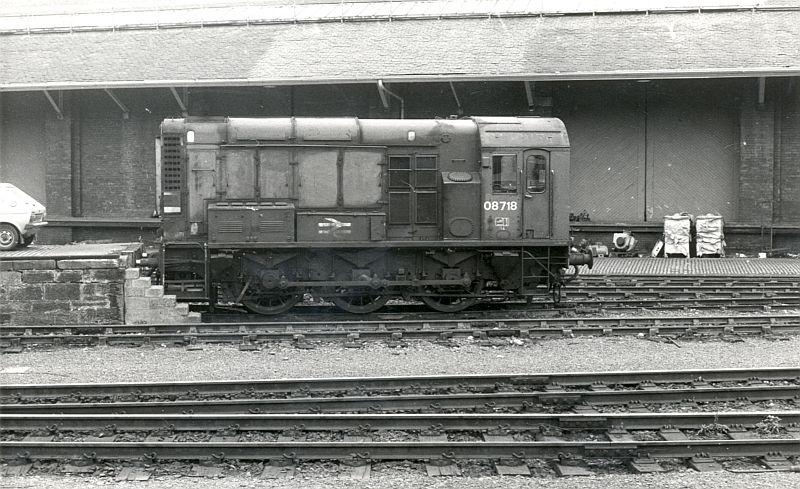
[0,224,20,251]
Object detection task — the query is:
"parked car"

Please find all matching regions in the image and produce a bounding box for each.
[0,183,47,251]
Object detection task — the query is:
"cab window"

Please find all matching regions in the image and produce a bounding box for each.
[526,154,547,193]
[492,154,517,193]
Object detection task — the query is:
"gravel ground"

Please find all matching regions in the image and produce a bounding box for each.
[2,471,799,489]
[1,335,798,384]
[1,335,798,488]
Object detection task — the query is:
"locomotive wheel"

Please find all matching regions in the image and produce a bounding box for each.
[242,292,300,315]
[332,294,390,314]
[420,294,477,313]
[330,272,389,314]
[418,281,480,313]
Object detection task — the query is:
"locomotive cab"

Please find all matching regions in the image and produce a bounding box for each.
[482,151,555,240]
[475,117,568,242]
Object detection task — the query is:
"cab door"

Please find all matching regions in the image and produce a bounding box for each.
[481,152,522,240]
[522,150,551,238]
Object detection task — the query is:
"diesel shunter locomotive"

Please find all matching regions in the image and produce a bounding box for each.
[157,116,592,314]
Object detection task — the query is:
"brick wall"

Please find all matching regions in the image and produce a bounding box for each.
[0,257,128,325]
[738,88,774,223]
[77,89,173,219]
[0,92,50,203]
[777,80,800,222]
[0,91,74,243]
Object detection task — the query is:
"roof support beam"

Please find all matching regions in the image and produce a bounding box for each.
[757,76,766,105]
[449,81,463,116]
[524,81,535,108]
[42,90,64,119]
[377,80,404,119]
[103,88,129,119]
[169,87,188,116]
[4,67,800,92]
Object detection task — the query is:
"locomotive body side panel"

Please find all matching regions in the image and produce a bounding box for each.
[257,148,292,199]
[549,149,571,241]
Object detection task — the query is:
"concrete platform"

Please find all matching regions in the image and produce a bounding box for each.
[0,243,141,260]
[581,257,800,276]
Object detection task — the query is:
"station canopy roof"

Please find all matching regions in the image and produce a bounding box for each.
[1,0,799,91]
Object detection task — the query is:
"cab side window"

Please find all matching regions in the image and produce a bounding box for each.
[492,154,517,193]
[526,154,547,193]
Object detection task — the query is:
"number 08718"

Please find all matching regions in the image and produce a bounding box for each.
[483,201,518,211]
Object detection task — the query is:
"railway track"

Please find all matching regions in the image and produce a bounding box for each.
[1,368,798,477]
[1,313,798,351]
[184,273,800,325]
[3,366,797,404]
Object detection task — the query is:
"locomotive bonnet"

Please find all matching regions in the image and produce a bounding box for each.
[157,116,591,313]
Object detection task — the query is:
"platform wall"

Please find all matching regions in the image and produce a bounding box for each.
[0,257,127,325]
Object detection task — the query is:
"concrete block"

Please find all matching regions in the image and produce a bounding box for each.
[126,286,147,297]
[129,277,152,289]
[0,301,32,315]
[22,270,56,284]
[160,296,177,308]
[38,311,77,325]
[79,307,122,324]
[155,309,179,323]
[125,297,151,312]
[0,261,13,271]
[175,303,190,316]
[8,285,44,301]
[71,300,110,310]
[124,268,140,280]
[88,268,124,282]
[124,309,149,322]
[43,283,81,301]
[12,260,56,270]
[56,270,84,283]
[145,285,164,297]
[80,283,112,299]
[28,300,71,313]
[0,271,22,286]
[57,259,120,270]
[186,312,202,323]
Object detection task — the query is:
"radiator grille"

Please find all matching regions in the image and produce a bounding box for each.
[218,221,245,233]
[259,220,285,233]
[162,134,183,192]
